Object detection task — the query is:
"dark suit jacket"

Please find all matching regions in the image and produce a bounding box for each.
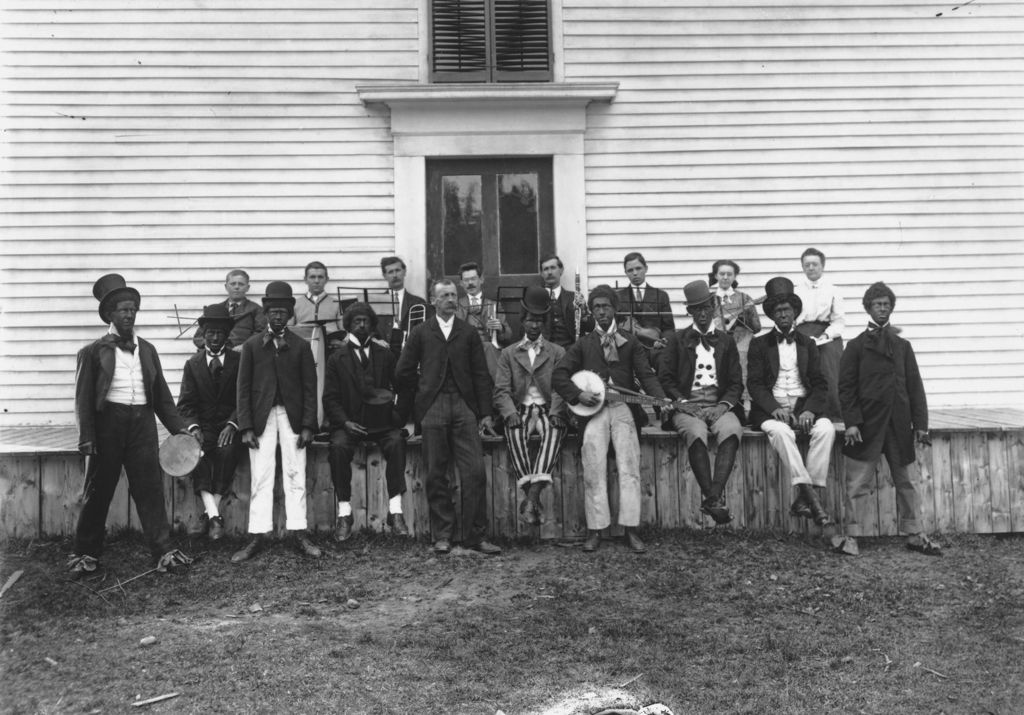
[395,317,493,423]
[542,289,593,347]
[456,295,513,346]
[839,327,927,466]
[177,349,240,439]
[746,330,828,429]
[323,340,411,430]
[236,329,317,437]
[75,334,186,448]
[551,329,664,429]
[192,297,267,350]
[658,327,743,409]
[617,284,675,336]
[376,289,430,345]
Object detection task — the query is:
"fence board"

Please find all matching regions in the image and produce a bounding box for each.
[969,434,994,533]
[932,435,956,533]
[639,439,657,527]
[654,439,680,528]
[560,439,587,539]
[40,454,82,537]
[0,456,39,539]
[1008,434,1024,533]
[989,435,1011,533]
[951,433,976,533]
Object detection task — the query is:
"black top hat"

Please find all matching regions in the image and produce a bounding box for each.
[92,273,141,323]
[262,281,296,309]
[682,280,714,307]
[521,285,552,315]
[762,277,803,318]
[197,303,235,330]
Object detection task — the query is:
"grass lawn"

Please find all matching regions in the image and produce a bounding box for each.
[1,528,1022,714]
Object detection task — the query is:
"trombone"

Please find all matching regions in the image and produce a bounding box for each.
[400,302,427,352]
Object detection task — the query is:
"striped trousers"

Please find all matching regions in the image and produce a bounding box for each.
[504,403,564,489]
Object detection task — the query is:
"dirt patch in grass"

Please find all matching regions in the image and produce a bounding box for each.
[2,529,1022,714]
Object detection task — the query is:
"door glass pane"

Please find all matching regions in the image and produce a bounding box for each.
[498,173,539,274]
[441,175,483,276]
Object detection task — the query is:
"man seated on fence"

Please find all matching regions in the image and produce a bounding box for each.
[193,269,267,352]
[177,303,242,540]
[324,302,412,542]
[552,285,665,554]
[232,281,321,563]
[493,285,568,526]
[836,282,939,556]
[395,279,502,555]
[747,277,834,528]
[456,261,513,376]
[69,274,193,578]
[658,280,744,525]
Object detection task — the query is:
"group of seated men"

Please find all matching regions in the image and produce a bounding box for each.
[66,249,938,578]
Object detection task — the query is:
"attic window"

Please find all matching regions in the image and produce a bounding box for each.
[430,0,552,83]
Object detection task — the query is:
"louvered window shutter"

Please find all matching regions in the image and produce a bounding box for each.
[431,0,551,83]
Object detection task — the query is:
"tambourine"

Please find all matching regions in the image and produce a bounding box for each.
[159,433,201,478]
[569,370,606,417]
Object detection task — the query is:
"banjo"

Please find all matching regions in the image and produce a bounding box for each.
[568,370,687,417]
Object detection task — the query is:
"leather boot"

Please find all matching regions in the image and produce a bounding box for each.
[798,483,831,526]
[231,534,264,563]
[294,531,322,558]
[333,514,354,542]
[790,487,813,519]
[710,436,739,502]
[582,530,601,552]
[624,528,646,554]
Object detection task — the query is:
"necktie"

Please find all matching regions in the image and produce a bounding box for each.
[229,302,239,316]
[357,344,369,367]
[273,333,286,352]
[599,331,619,364]
[635,287,643,302]
[776,331,795,344]
[209,353,223,380]
[549,288,556,301]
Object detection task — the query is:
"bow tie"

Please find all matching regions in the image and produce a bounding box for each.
[689,331,718,350]
[776,331,796,344]
[521,339,542,352]
[107,333,136,353]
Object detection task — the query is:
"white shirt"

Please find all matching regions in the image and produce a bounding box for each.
[772,333,807,400]
[105,326,146,406]
[205,349,227,370]
[468,292,482,307]
[631,282,649,301]
[347,333,371,363]
[715,286,735,303]
[795,276,846,340]
[437,314,454,340]
[547,286,562,300]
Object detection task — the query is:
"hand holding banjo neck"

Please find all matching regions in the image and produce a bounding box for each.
[568,369,686,417]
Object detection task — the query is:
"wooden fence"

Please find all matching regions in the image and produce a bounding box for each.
[2,415,1023,541]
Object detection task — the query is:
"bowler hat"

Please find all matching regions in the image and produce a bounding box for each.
[682,280,714,307]
[197,303,235,331]
[92,273,141,323]
[520,285,552,315]
[262,281,296,310]
[762,277,803,318]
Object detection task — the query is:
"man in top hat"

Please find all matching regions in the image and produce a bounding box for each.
[658,280,744,525]
[69,274,194,577]
[395,278,502,555]
[378,256,430,357]
[193,269,267,351]
[177,303,242,540]
[232,280,321,562]
[493,285,569,526]
[552,285,666,553]
[456,261,513,376]
[539,254,592,348]
[746,277,834,528]
[290,261,343,429]
[324,302,412,541]
[617,252,675,351]
[836,282,939,556]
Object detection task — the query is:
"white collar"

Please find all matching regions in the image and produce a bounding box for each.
[436,314,454,328]
[546,285,562,298]
[716,286,734,298]
[306,291,326,303]
[107,324,139,340]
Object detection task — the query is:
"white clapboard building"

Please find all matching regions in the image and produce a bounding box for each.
[2,0,1023,426]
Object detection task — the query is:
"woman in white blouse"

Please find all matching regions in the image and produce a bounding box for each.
[794,247,845,418]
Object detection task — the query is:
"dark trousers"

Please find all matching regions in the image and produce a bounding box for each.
[420,391,488,545]
[328,427,407,502]
[74,403,171,558]
[191,425,241,497]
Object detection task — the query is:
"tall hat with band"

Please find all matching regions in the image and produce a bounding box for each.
[762,277,803,318]
[197,303,235,331]
[521,284,552,315]
[262,281,296,311]
[682,280,714,307]
[93,273,141,323]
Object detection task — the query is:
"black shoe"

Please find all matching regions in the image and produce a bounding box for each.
[470,540,502,555]
[208,515,225,541]
[388,513,409,537]
[789,495,813,520]
[582,530,601,553]
[433,539,451,554]
[295,532,322,558]
[231,536,264,563]
[701,498,733,525]
[625,529,646,553]
[333,514,354,542]
[67,554,98,579]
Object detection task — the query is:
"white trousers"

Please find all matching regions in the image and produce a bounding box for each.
[761,417,834,486]
[248,405,308,533]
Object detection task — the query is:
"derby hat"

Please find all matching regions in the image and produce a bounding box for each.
[521,285,552,315]
[262,280,296,310]
[762,277,803,318]
[197,303,235,331]
[682,280,714,307]
[92,273,141,323]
